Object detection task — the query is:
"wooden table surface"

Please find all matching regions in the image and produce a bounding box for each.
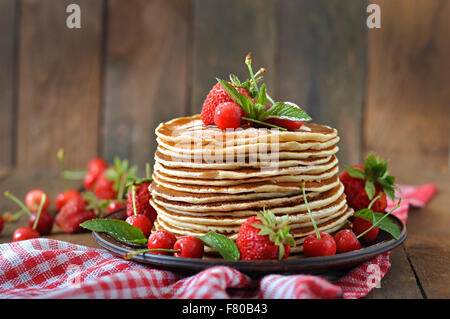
[0,169,448,299]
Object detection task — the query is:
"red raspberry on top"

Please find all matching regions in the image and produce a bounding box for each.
[201,82,250,125]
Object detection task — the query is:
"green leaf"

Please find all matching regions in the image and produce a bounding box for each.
[365,180,376,200]
[364,153,379,172]
[198,232,240,261]
[373,213,401,239]
[262,102,312,122]
[256,83,267,107]
[216,79,244,106]
[345,166,365,179]
[354,208,376,224]
[80,219,147,245]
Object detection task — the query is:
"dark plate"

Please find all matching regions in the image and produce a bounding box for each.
[92,209,406,280]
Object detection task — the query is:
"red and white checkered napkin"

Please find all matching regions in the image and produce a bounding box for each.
[0,183,437,299]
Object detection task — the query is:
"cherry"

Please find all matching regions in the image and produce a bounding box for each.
[107,201,126,213]
[334,229,361,253]
[303,232,337,257]
[214,102,242,129]
[25,190,50,213]
[353,217,379,243]
[173,236,204,258]
[55,189,82,211]
[0,215,4,234]
[125,215,152,238]
[83,173,96,190]
[87,157,108,179]
[12,193,47,242]
[13,227,40,242]
[28,209,53,235]
[147,230,177,255]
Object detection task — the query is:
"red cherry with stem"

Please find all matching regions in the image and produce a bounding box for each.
[334,229,361,253]
[173,236,204,258]
[13,193,46,242]
[147,230,177,255]
[352,217,379,243]
[107,201,125,213]
[28,209,53,235]
[301,183,337,257]
[55,189,82,211]
[214,102,242,130]
[303,232,337,257]
[125,215,152,238]
[25,189,50,213]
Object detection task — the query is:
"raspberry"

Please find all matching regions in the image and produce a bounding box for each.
[213,102,242,130]
[201,82,250,125]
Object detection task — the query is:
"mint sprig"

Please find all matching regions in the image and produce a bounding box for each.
[345,153,400,200]
[198,232,240,261]
[80,219,148,245]
[106,157,138,200]
[216,53,311,130]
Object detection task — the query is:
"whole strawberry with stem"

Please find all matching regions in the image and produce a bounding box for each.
[126,164,157,224]
[12,193,47,242]
[340,153,399,212]
[301,184,337,257]
[236,208,296,260]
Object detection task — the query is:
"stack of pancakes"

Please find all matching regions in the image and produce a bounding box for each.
[150,115,353,255]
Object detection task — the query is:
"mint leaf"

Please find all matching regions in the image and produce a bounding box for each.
[262,102,312,122]
[354,208,376,224]
[345,166,365,179]
[373,213,400,239]
[365,180,376,200]
[80,219,147,245]
[198,232,240,261]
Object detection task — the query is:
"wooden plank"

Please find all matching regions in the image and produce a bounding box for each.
[191,0,277,114]
[276,0,367,167]
[365,246,423,298]
[17,0,104,170]
[0,0,17,169]
[365,0,450,298]
[101,0,191,173]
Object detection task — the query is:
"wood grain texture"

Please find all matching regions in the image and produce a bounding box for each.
[276,0,367,167]
[364,0,450,174]
[0,0,17,169]
[17,0,104,170]
[102,0,191,173]
[190,0,277,114]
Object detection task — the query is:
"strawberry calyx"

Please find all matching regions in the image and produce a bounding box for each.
[250,207,296,260]
[105,157,138,200]
[344,153,399,200]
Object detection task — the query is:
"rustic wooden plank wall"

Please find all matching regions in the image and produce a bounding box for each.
[0,0,447,176]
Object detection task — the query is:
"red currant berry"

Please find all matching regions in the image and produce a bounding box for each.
[147,230,177,255]
[352,217,379,243]
[13,227,40,242]
[303,232,337,257]
[173,236,204,258]
[28,210,53,235]
[125,215,152,238]
[107,201,126,213]
[55,189,82,211]
[334,229,361,253]
[214,102,242,130]
[25,190,50,213]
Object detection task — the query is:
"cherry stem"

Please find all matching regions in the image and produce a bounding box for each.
[57,149,86,181]
[356,199,402,239]
[241,117,287,131]
[32,193,46,230]
[132,185,137,216]
[4,191,32,216]
[302,183,321,239]
[122,248,181,260]
[368,194,382,210]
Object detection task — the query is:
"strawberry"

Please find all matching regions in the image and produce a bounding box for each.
[201,82,251,125]
[236,209,295,260]
[94,171,117,200]
[340,153,398,212]
[55,196,96,233]
[126,182,157,224]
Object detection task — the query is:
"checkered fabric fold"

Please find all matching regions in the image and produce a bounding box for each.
[0,183,437,299]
